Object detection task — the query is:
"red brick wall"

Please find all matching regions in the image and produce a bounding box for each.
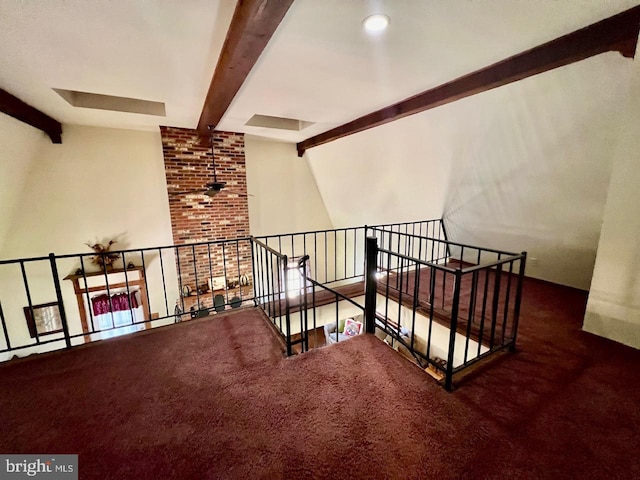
[160,127,252,304]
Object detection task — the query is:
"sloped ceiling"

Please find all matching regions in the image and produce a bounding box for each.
[218,0,640,142]
[0,1,638,136]
[306,47,636,289]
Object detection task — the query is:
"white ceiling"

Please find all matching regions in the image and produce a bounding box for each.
[0,0,237,131]
[0,0,638,139]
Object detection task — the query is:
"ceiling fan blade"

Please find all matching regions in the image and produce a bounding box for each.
[169,188,254,198]
[168,190,204,196]
[225,189,254,197]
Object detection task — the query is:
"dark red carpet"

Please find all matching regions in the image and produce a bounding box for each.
[1,279,640,479]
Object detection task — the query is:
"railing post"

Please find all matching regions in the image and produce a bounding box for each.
[283,254,292,356]
[510,252,527,352]
[445,268,462,392]
[49,253,72,349]
[489,263,503,350]
[298,255,310,352]
[249,237,258,307]
[364,236,378,335]
[440,218,451,260]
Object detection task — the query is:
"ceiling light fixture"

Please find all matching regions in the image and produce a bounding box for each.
[363,13,390,33]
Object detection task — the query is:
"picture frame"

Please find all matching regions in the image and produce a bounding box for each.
[23,302,63,338]
[208,276,226,291]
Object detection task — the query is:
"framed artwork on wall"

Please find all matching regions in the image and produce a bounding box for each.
[23,302,63,338]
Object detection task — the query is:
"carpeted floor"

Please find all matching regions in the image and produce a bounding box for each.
[1,278,640,479]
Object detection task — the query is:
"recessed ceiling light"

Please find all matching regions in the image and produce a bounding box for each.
[363,13,390,33]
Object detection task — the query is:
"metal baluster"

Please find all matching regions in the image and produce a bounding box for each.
[236,240,242,302]
[283,255,292,355]
[176,247,185,316]
[21,261,40,344]
[222,243,230,305]
[501,261,514,346]
[0,301,11,351]
[489,264,503,350]
[477,267,491,357]
[140,250,152,321]
[410,260,420,354]
[122,252,134,325]
[426,266,436,361]
[510,253,527,352]
[80,256,96,334]
[445,269,462,392]
[463,271,478,364]
[49,254,71,349]
[159,248,169,317]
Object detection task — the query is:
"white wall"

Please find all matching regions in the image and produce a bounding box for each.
[305,116,452,228]
[0,113,48,253]
[305,51,631,290]
[2,124,173,257]
[245,136,341,288]
[441,53,629,290]
[583,44,640,349]
[0,125,178,357]
[244,135,333,236]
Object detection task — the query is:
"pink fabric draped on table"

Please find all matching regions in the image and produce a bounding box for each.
[92,292,139,316]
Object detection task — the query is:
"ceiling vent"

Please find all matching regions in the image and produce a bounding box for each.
[245,114,313,131]
[53,89,166,116]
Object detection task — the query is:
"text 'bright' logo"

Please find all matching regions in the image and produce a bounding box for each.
[5,459,53,477]
[1,455,77,479]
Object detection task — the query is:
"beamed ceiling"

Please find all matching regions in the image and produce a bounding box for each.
[0,0,638,143]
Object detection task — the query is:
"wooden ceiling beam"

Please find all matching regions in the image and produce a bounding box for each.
[0,88,62,143]
[297,5,640,157]
[197,0,295,136]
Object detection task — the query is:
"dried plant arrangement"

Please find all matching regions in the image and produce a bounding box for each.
[85,239,120,271]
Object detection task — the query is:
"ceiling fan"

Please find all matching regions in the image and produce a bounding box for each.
[168,127,251,198]
[171,180,249,198]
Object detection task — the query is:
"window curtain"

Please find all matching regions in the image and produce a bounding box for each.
[91,292,139,316]
[90,291,142,338]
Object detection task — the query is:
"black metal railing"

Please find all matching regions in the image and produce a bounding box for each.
[252,233,367,355]
[300,275,366,349]
[363,231,526,391]
[253,226,367,287]
[0,238,254,360]
[0,219,525,392]
[251,237,292,354]
[368,219,450,264]
[251,221,450,360]
[0,255,72,357]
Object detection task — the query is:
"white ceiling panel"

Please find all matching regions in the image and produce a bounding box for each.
[0,0,237,131]
[0,0,637,137]
[218,0,640,142]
